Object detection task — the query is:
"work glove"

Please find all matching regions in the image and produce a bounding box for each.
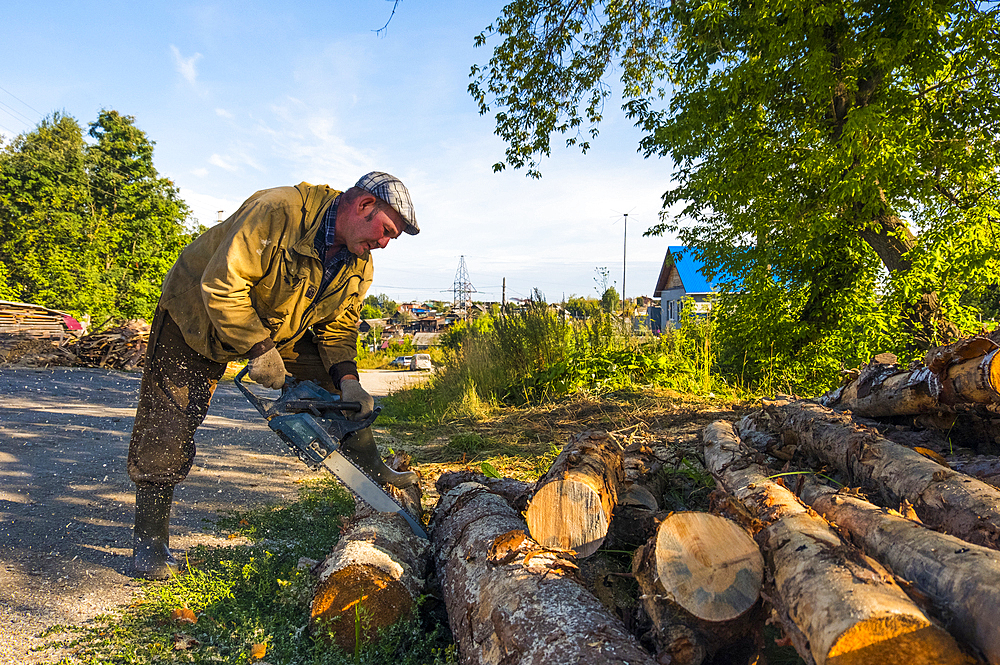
[340,378,374,421]
[247,347,287,390]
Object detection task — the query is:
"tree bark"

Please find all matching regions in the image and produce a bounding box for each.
[741,398,1000,549]
[309,458,429,651]
[435,470,532,513]
[801,480,1000,664]
[432,482,656,665]
[308,505,430,651]
[632,511,764,665]
[525,430,624,558]
[820,337,1000,417]
[703,420,969,665]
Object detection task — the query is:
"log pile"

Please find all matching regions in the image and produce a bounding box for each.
[703,421,972,665]
[0,333,80,367]
[819,334,1000,454]
[292,334,1000,664]
[69,319,150,370]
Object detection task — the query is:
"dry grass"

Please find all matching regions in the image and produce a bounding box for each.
[376,386,752,512]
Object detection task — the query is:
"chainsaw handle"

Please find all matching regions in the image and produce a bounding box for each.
[284,399,363,412]
[235,365,365,417]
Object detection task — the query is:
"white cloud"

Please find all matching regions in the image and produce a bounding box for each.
[179,188,241,228]
[215,108,233,118]
[191,167,209,177]
[209,154,237,171]
[170,45,202,85]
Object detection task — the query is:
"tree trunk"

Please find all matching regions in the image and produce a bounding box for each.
[432,482,656,665]
[741,398,1000,549]
[632,511,764,665]
[820,337,1000,417]
[703,420,969,665]
[435,470,532,513]
[309,506,430,651]
[525,430,624,557]
[801,480,1000,664]
[309,459,429,651]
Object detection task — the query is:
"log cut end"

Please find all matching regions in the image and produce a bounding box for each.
[310,563,412,651]
[654,512,763,622]
[526,478,610,557]
[826,616,974,665]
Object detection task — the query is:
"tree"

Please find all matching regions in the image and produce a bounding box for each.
[0,112,98,313]
[471,0,1000,386]
[566,295,600,319]
[86,110,194,320]
[600,286,619,314]
[0,110,195,322]
[364,293,398,318]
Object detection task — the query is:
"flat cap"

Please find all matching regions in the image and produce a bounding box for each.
[355,171,419,235]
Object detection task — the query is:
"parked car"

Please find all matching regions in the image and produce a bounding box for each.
[389,355,412,368]
[409,353,432,370]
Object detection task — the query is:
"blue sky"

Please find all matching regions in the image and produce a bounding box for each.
[0,1,679,304]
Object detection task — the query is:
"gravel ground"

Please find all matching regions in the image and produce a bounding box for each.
[0,366,429,663]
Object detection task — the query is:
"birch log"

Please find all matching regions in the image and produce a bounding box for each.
[433,482,656,665]
[801,480,1000,664]
[743,398,1000,549]
[435,471,533,512]
[309,468,429,651]
[632,511,764,665]
[703,420,969,665]
[525,430,624,557]
[820,337,1000,417]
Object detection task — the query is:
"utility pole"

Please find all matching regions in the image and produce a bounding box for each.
[502,277,506,310]
[622,212,628,322]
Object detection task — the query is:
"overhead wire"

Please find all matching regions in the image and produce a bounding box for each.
[0,80,161,189]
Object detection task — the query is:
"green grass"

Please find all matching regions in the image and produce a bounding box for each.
[36,477,457,665]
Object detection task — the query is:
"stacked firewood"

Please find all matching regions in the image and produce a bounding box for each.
[0,333,80,367]
[70,319,150,370]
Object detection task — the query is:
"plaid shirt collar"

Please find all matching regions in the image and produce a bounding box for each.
[313,195,354,299]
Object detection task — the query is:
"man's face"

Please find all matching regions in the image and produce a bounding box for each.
[335,193,404,255]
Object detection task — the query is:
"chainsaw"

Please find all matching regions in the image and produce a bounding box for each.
[234,365,428,539]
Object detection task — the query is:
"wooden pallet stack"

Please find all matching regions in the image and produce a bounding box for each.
[0,300,84,342]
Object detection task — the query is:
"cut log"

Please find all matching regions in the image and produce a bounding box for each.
[435,470,532,512]
[525,430,624,557]
[741,398,1000,549]
[309,460,429,652]
[820,337,1000,417]
[433,482,656,665]
[632,511,764,665]
[703,420,970,665]
[801,480,1000,664]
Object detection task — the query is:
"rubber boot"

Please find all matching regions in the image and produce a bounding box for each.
[130,483,180,580]
[340,427,418,488]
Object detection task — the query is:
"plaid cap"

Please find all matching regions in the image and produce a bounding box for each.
[355,171,419,235]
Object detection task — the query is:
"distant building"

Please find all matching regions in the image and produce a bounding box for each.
[652,246,732,330]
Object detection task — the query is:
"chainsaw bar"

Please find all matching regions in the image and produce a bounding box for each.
[235,366,428,539]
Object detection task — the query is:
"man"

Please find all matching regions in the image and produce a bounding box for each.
[127,172,419,580]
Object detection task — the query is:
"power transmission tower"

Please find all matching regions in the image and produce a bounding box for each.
[452,255,476,318]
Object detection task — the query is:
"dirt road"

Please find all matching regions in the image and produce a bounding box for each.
[0,367,429,663]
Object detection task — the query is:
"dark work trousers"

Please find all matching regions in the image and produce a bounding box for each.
[127,307,335,486]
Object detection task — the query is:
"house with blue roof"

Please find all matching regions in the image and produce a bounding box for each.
[652,246,726,331]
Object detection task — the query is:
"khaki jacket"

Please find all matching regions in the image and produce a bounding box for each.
[159,182,372,368]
